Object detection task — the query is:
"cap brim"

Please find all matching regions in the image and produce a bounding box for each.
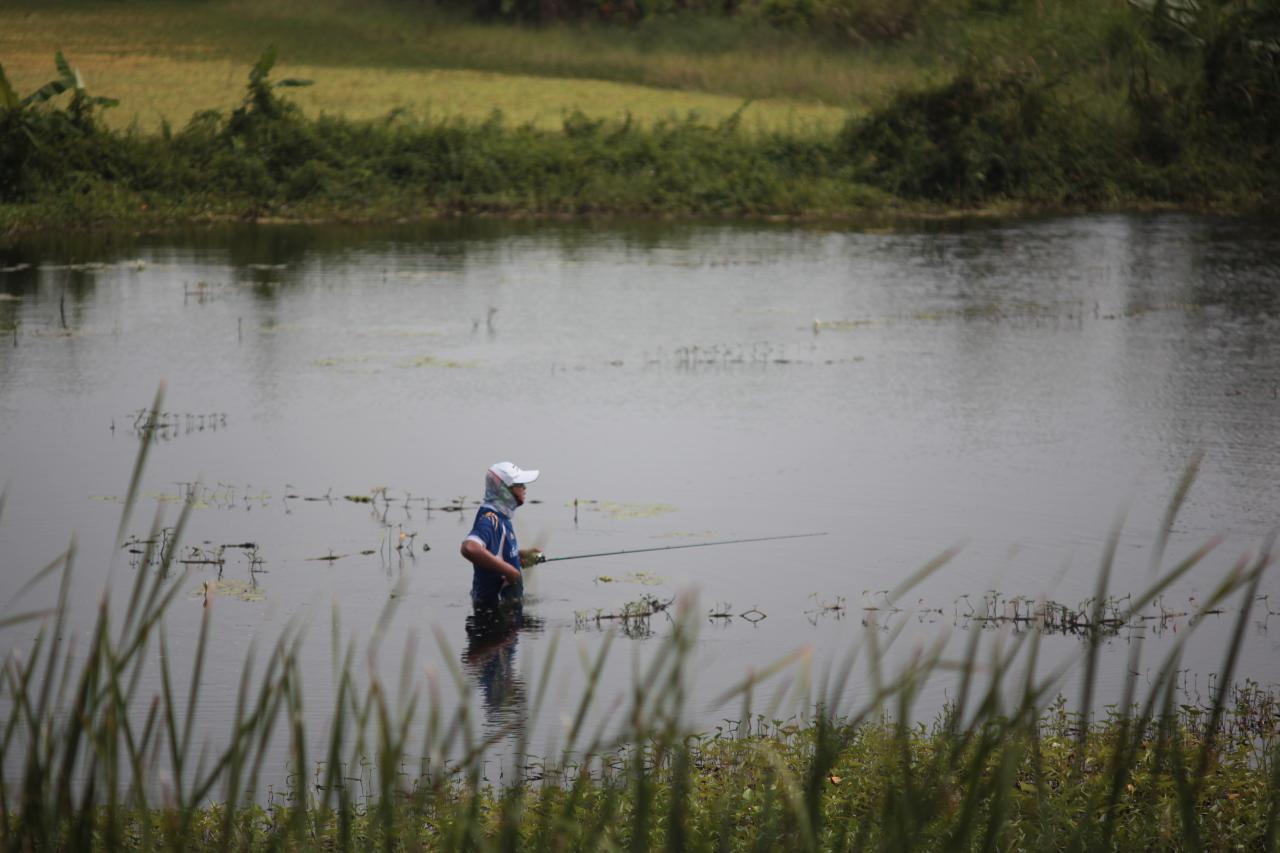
[511,470,539,484]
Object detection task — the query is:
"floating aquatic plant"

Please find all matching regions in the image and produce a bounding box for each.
[572,499,677,520]
[191,578,265,603]
[313,355,374,368]
[594,571,664,586]
[398,355,473,369]
[811,318,875,332]
[575,593,674,628]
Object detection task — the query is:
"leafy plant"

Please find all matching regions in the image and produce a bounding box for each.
[1168,0,1277,135]
[227,46,314,133]
[0,51,119,118]
[0,52,119,202]
[1125,0,1279,168]
[841,63,1102,202]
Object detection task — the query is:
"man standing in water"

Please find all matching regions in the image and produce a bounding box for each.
[461,461,543,612]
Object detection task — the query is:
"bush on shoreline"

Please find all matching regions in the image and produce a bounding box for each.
[0,56,876,230]
[452,0,936,44]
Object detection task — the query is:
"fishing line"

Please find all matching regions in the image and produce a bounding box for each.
[537,532,827,563]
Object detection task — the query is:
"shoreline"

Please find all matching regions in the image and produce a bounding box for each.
[2,196,1270,243]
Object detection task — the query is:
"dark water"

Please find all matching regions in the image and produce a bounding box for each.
[2,214,1278,775]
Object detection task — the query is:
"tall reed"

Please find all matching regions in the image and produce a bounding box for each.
[1,389,1277,850]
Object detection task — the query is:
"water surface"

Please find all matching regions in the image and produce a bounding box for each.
[1,214,1278,774]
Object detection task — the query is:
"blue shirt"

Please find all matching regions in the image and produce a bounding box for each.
[467,507,523,607]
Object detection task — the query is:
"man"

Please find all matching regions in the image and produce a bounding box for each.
[461,461,543,610]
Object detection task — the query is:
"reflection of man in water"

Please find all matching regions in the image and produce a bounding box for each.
[463,607,534,727]
[460,461,544,729]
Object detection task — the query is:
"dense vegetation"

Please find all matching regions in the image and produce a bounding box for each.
[8,702,1279,850]
[0,0,1277,232]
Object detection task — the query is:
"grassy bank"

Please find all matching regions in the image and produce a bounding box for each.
[2,398,1278,850]
[0,48,893,233]
[0,0,1277,231]
[0,54,853,138]
[0,0,913,132]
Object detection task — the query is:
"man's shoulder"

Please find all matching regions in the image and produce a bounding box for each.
[470,508,506,533]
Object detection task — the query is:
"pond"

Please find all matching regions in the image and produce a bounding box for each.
[1,214,1278,785]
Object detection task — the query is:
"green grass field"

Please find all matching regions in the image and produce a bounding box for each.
[0,0,926,134]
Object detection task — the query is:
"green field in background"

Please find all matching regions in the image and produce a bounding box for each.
[0,0,928,133]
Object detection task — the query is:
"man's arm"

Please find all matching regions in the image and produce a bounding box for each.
[461,539,521,584]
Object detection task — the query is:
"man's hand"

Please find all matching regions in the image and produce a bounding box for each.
[520,548,545,566]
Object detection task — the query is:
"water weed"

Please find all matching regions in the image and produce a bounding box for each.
[576,500,679,520]
[594,571,665,585]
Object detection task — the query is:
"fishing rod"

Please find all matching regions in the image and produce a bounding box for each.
[537,532,827,564]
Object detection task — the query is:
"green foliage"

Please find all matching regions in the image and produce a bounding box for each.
[0,65,22,112]
[2,50,865,224]
[439,0,938,39]
[744,0,932,43]
[837,0,1280,206]
[0,52,119,203]
[12,51,119,124]
[840,63,1114,203]
[1133,0,1280,146]
[441,0,989,43]
[2,27,1280,232]
[228,46,313,133]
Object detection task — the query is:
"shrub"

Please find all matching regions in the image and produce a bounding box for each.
[0,53,118,202]
[745,0,932,42]
[840,64,1104,203]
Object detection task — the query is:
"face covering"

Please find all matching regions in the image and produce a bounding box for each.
[481,469,519,517]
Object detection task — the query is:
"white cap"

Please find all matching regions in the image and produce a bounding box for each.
[489,461,539,486]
